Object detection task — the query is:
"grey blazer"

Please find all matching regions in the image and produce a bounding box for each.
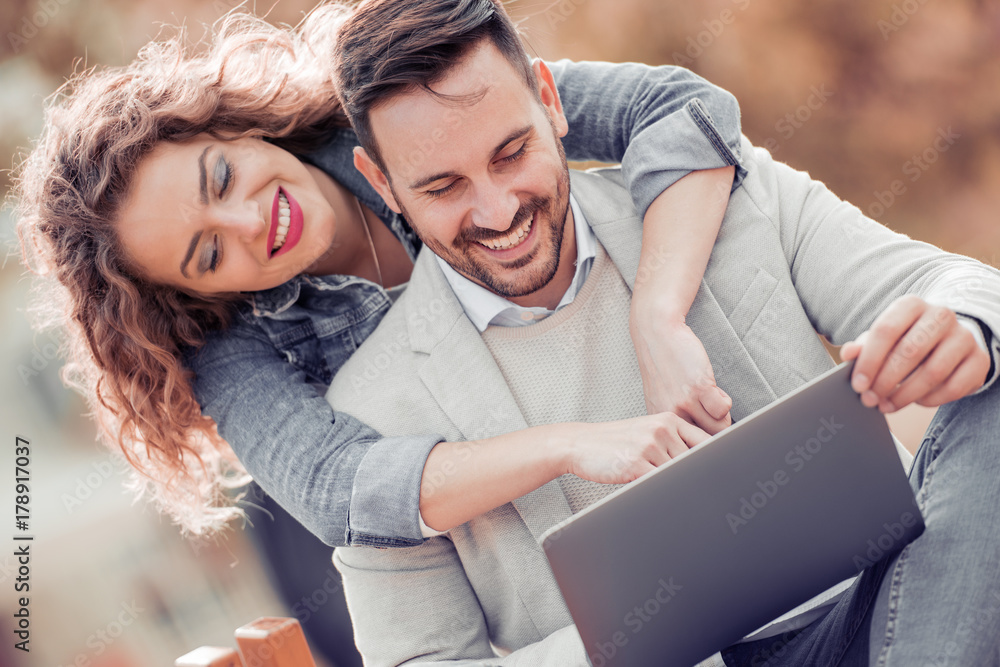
[326,136,1000,666]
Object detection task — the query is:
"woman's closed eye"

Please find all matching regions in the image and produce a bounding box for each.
[200,233,221,273]
[203,155,234,273]
[214,155,235,198]
[209,235,221,272]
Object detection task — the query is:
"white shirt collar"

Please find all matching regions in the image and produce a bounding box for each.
[435,195,597,332]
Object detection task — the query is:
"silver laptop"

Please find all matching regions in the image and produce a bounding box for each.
[540,361,924,667]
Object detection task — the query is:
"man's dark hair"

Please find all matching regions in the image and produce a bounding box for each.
[334,0,537,172]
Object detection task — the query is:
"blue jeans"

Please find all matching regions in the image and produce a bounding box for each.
[722,382,1000,666]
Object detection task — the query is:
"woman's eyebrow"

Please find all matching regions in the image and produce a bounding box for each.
[180,230,203,279]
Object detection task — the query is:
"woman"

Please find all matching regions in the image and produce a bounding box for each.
[14,3,744,546]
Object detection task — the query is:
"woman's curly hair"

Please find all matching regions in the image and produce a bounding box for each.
[13,3,351,535]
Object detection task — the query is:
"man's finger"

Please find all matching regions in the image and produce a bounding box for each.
[851,299,925,398]
[883,332,974,411]
[841,335,864,362]
[869,307,953,399]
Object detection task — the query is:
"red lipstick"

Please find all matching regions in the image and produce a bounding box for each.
[268,187,304,259]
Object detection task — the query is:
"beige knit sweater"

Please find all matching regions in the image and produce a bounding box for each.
[482,243,646,513]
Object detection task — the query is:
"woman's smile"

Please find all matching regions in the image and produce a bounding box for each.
[270,187,304,258]
[116,134,339,293]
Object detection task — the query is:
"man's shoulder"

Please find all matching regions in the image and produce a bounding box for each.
[327,248,459,403]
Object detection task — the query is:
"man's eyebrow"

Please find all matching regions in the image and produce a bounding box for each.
[198,145,210,206]
[491,125,533,159]
[409,125,533,191]
[180,230,203,279]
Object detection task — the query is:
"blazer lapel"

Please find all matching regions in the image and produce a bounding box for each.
[405,250,574,540]
[570,169,779,420]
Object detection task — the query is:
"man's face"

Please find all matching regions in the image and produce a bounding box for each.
[355,41,573,303]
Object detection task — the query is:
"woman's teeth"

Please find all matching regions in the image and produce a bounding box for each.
[478,215,532,251]
[273,191,291,253]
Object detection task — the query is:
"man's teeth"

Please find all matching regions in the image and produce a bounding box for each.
[273,192,291,253]
[478,215,532,250]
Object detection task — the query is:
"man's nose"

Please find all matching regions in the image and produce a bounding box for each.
[468,179,520,232]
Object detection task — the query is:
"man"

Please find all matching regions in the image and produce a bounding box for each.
[327,0,1000,664]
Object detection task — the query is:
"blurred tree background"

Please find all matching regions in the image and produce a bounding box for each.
[0,0,997,665]
[518,0,1000,261]
[3,0,999,270]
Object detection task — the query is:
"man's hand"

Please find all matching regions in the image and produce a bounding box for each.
[560,412,712,485]
[630,306,733,434]
[840,295,991,413]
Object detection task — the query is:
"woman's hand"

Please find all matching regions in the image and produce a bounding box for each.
[558,412,712,485]
[629,165,736,435]
[419,413,712,532]
[630,303,733,434]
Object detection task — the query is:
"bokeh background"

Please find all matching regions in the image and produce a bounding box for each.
[1,0,997,665]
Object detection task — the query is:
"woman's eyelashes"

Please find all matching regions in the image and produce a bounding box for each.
[209,235,220,272]
[200,234,221,274]
[214,154,234,198]
[205,153,233,274]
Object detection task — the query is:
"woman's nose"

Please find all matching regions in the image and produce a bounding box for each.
[214,201,265,242]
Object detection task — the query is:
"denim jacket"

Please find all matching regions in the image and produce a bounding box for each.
[182,59,747,547]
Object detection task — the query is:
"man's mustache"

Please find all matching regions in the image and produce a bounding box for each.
[459,196,550,244]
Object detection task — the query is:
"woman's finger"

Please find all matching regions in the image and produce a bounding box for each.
[699,385,733,422]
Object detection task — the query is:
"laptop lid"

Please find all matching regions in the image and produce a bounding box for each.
[540,361,924,667]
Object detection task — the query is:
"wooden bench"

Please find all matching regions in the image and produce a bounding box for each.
[175,617,317,667]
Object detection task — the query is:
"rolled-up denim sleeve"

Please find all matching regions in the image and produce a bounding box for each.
[184,325,443,548]
[548,59,746,218]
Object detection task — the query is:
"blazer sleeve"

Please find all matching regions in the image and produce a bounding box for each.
[334,540,591,666]
[742,138,1000,395]
[549,59,746,217]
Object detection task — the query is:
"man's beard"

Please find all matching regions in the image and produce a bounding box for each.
[399,163,572,299]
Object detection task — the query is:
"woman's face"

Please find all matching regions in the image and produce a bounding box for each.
[117,134,338,294]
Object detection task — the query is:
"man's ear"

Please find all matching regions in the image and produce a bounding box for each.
[532,59,569,138]
[353,146,402,214]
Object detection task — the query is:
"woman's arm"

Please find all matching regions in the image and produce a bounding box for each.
[186,321,707,542]
[550,59,742,432]
[630,166,735,432]
[184,326,438,548]
[551,59,745,213]
[419,413,708,532]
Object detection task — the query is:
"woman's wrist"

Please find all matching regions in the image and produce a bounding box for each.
[631,290,689,331]
[539,422,582,478]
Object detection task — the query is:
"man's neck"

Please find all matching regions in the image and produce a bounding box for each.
[507,204,578,310]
